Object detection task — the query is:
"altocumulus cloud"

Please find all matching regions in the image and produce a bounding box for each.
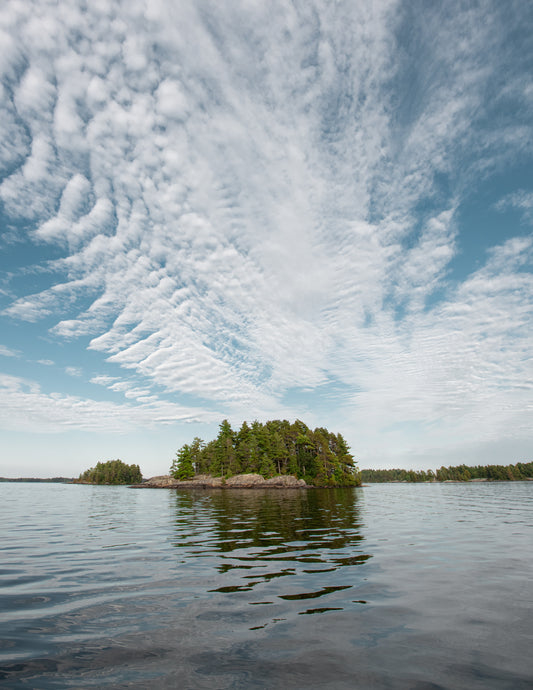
[0,0,532,468]
[0,373,213,433]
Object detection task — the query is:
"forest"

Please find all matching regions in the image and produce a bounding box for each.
[360,461,533,483]
[77,459,143,485]
[0,477,73,482]
[170,419,360,487]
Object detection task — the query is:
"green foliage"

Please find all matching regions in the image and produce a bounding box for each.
[170,444,195,479]
[78,459,142,485]
[170,419,361,487]
[360,468,435,483]
[0,477,73,483]
[360,461,533,483]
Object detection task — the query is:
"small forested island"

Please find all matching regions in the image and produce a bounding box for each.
[360,461,533,483]
[76,459,142,485]
[168,419,360,488]
[0,477,73,483]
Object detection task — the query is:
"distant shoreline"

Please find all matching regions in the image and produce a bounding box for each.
[0,477,74,483]
[361,461,533,483]
[2,473,532,486]
[363,478,533,484]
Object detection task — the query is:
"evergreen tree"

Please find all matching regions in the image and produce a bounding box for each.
[360,460,533,483]
[170,444,195,479]
[190,437,205,474]
[169,419,361,486]
[78,459,142,484]
[236,421,252,471]
[212,420,235,476]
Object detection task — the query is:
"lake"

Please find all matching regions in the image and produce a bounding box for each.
[1,481,532,689]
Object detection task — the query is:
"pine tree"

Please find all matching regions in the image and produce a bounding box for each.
[169,419,361,486]
[78,459,142,484]
[170,445,195,480]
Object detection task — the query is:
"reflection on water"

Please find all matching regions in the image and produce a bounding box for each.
[1,481,532,689]
[169,488,370,612]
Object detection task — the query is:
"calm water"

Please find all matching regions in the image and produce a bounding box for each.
[1,482,532,689]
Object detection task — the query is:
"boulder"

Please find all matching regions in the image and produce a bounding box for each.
[132,473,309,489]
[225,473,266,487]
[265,475,307,487]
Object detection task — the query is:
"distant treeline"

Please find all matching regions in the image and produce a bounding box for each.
[360,462,533,483]
[77,459,142,485]
[0,477,73,483]
[171,419,360,487]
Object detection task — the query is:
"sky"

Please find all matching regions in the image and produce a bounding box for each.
[0,0,532,478]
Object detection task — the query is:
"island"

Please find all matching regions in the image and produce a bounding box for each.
[75,459,143,485]
[136,419,361,489]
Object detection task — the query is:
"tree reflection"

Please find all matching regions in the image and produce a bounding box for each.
[170,488,371,585]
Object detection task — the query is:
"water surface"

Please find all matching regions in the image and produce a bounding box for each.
[1,481,532,688]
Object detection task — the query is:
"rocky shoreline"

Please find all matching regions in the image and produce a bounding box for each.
[130,473,309,489]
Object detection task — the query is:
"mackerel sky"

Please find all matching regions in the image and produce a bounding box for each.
[1,0,532,477]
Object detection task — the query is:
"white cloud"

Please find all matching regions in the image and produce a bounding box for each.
[90,374,118,386]
[496,190,533,224]
[156,79,190,120]
[0,373,215,433]
[0,0,531,467]
[335,235,533,458]
[14,66,56,124]
[0,345,19,357]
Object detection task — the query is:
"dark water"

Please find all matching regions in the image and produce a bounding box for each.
[1,482,532,689]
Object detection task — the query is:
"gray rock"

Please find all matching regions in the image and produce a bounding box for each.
[131,473,309,489]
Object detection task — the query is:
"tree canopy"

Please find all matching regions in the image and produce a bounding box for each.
[77,459,142,485]
[170,419,360,487]
[360,461,533,483]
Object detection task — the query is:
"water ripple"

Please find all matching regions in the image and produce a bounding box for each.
[1,481,532,688]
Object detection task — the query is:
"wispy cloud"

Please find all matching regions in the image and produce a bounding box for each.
[0,0,531,466]
[0,373,216,433]
[496,190,533,224]
[0,345,19,357]
[341,236,533,456]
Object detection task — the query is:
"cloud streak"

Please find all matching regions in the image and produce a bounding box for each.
[0,373,214,433]
[0,0,531,468]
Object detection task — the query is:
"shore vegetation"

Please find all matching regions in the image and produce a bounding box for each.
[0,477,73,483]
[77,459,142,485]
[170,419,360,487]
[361,461,533,483]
